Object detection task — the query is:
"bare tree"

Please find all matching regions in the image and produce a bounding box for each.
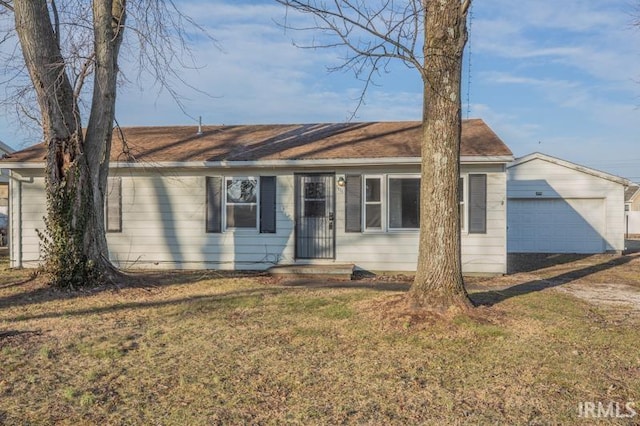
[277,0,473,311]
[0,0,209,287]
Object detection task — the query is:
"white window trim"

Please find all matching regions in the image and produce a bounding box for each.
[357,173,469,234]
[363,174,385,232]
[387,174,421,232]
[224,176,259,231]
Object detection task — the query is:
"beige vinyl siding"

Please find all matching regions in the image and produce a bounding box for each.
[334,164,507,274]
[15,176,46,267]
[508,158,625,252]
[107,170,295,269]
[8,163,508,274]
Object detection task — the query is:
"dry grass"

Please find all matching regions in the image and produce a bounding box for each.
[1,253,640,424]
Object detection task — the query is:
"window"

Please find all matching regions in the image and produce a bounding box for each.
[226,177,258,228]
[207,176,277,233]
[105,177,122,233]
[364,176,382,229]
[388,176,420,229]
[303,181,326,217]
[346,173,487,234]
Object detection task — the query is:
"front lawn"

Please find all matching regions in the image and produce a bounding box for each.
[1,257,639,424]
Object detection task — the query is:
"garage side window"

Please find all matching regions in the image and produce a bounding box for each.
[468,174,487,234]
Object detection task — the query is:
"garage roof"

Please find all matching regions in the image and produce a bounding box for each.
[508,152,631,186]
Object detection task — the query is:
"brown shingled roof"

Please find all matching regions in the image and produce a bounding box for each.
[2,118,512,164]
[626,184,640,203]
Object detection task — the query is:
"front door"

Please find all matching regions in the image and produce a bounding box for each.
[295,174,335,259]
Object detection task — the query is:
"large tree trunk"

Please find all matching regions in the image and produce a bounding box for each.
[14,0,125,288]
[407,0,473,311]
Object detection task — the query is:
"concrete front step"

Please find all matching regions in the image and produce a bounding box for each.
[268,264,355,281]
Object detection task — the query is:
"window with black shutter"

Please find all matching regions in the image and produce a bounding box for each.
[345,174,362,232]
[468,174,487,234]
[260,176,277,233]
[105,177,122,233]
[206,176,223,233]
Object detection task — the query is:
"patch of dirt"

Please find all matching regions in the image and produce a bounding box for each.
[555,282,640,311]
[471,252,640,314]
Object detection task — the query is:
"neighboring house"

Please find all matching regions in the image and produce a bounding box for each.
[625,184,640,212]
[1,119,514,274]
[507,152,630,254]
[624,184,640,236]
[0,140,14,246]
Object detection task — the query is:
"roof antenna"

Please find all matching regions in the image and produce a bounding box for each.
[197,116,203,136]
[465,2,474,119]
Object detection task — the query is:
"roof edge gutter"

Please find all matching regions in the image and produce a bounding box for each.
[1,155,515,170]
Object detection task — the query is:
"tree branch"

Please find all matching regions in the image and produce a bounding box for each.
[0,1,13,12]
[276,0,426,114]
[461,0,471,17]
[49,0,60,48]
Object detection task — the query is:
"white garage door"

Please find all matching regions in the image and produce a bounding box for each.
[508,198,606,253]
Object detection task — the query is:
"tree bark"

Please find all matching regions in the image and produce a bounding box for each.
[13,0,125,287]
[407,0,473,311]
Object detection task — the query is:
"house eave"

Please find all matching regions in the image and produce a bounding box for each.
[0,140,14,155]
[0,155,514,170]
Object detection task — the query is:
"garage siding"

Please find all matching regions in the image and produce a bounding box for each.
[507,157,625,253]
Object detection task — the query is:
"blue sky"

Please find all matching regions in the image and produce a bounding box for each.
[1,0,639,181]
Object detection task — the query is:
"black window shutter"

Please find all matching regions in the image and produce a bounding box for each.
[345,174,362,233]
[206,176,223,233]
[260,176,277,233]
[106,177,122,233]
[468,174,487,234]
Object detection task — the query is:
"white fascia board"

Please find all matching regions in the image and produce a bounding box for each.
[110,157,423,168]
[0,163,44,169]
[0,155,514,171]
[509,152,631,186]
[460,155,514,164]
[0,140,14,155]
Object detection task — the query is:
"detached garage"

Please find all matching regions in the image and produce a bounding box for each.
[507,153,629,254]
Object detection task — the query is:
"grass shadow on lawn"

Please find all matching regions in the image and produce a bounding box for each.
[472,254,637,306]
[0,265,272,313]
[2,285,290,323]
